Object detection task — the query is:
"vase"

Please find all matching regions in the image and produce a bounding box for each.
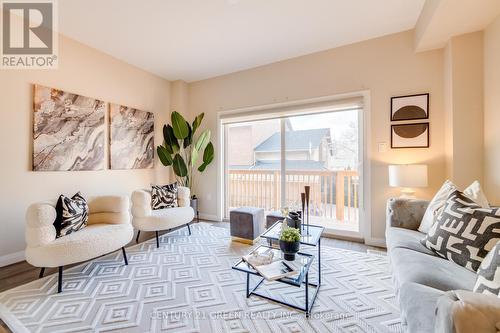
[190,198,199,222]
[279,240,300,261]
[286,211,302,231]
[190,197,198,211]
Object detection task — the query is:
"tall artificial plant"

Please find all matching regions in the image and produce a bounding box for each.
[156,112,214,197]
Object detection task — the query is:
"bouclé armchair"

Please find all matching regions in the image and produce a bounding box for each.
[25,195,133,293]
[131,186,194,247]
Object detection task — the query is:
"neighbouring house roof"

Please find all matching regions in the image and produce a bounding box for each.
[254,128,330,152]
[229,160,326,171]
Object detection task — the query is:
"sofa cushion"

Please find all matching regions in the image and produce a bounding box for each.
[436,290,500,333]
[25,223,133,267]
[386,227,435,256]
[474,241,500,296]
[133,206,194,231]
[421,190,500,272]
[419,180,457,233]
[54,192,89,238]
[464,180,490,208]
[390,247,476,292]
[399,282,444,333]
[151,183,178,210]
[387,198,429,231]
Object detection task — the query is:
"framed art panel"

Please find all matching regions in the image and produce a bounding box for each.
[391,93,429,121]
[33,85,106,171]
[391,122,429,148]
[109,103,154,169]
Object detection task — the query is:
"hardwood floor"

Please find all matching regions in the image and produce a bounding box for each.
[0,228,174,294]
[0,221,384,333]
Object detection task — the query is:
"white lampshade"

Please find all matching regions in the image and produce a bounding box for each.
[388,164,428,188]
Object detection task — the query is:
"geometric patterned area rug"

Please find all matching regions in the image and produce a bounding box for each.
[0,223,403,333]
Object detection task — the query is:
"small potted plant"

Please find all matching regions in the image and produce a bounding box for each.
[279,227,301,261]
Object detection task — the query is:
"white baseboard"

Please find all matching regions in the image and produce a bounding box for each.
[198,213,220,222]
[0,250,25,267]
[364,237,387,248]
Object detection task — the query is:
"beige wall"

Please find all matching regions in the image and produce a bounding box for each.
[484,15,500,205]
[189,30,445,242]
[170,80,189,115]
[0,34,171,263]
[443,32,484,189]
[443,42,454,180]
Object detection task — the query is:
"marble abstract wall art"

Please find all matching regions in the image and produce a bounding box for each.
[391,93,429,121]
[33,85,106,171]
[109,104,154,169]
[391,122,430,148]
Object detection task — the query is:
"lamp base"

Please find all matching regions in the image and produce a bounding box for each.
[399,188,416,199]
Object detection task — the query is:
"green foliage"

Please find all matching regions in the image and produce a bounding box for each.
[195,129,211,151]
[172,154,188,177]
[198,142,214,172]
[162,125,179,153]
[192,113,204,134]
[183,123,192,148]
[157,146,173,166]
[157,112,213,193]
[280,227,301,242]
[171,111,189,139]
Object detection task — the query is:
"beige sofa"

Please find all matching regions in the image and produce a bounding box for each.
[25,195,133,293]
[131,186,194,247]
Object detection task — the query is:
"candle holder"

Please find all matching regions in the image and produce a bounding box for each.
[300,192,306,233]
[304,185,310,235]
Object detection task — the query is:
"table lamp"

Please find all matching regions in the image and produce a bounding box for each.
[388,164,428,198]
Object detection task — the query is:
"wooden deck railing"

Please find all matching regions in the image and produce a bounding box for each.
[228,169,359,221]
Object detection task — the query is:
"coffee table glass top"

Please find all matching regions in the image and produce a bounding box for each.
[232,245,314,287]
[261,221,324,246]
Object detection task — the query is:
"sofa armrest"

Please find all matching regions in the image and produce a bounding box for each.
[435,290,500,333]
[25,202,57,247]
[132,190,152,218]
[177,186,190,207]
[386,198,429,230]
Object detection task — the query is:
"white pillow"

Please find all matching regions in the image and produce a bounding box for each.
[464,180,490,208]
[418,180,457,233]
[418,180,490,233]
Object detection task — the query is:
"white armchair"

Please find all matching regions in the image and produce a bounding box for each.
[131,186,194,247]
[25,195,133,293]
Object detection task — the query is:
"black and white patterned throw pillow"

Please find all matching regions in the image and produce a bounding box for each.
[54,192,89,238]
[474,242,500,296]
[421,190,500,272]
[151,183,178,210]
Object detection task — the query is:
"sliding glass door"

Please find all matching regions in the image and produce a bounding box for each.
[225,118,282,214]
[223,108,361,234]
[284,111,360,232]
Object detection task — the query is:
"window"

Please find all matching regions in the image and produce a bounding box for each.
[219,95,364,236]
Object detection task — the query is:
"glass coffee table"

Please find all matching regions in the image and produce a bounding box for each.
[261,221,324,286]
[232,245,319,317]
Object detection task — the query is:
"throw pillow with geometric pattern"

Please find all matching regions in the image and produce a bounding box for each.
[421,190,500,272]
[54,192,89,238]
[151,183,178,210]
[474,241,500,296]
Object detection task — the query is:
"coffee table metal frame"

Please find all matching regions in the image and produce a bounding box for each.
[232,245,318,317]
[260,221,324,286]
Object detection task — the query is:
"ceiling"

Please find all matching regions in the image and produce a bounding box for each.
[58,0,425,82]
[415,0,500,51]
